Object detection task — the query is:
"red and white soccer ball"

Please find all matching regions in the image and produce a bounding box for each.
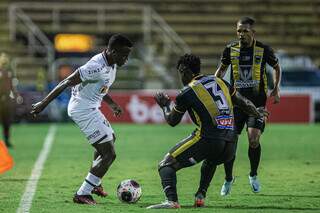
[117,179,142,203]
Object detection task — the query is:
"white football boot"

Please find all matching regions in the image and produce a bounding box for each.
[146,200,180,209]
[220,177,235,196]
[249,175,261,193]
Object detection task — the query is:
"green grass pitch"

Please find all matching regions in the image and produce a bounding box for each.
[0,123,319,213]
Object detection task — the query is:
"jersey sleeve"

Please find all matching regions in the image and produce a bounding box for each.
[264,45,279,68]
[221,79,236,97]
[77,60,103,82]
[220,46,231,66]
[173,91,189,114]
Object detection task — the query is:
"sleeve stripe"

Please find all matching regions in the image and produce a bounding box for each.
[231,87,237,97]
[173,106,184,114]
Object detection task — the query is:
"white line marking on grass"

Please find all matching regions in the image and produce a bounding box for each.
[17,125,57,213]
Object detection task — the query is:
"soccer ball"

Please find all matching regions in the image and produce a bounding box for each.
[117,179,142,203]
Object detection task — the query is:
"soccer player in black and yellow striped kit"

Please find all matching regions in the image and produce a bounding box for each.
[216,17,281,195]
[147,54,268,209]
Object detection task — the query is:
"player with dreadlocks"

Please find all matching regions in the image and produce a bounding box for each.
[147,53,268,209]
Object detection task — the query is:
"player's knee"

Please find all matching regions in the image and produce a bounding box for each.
[158,153,177,171]
[249,139,260,148]
[249,133,260,146]
[107,149,116,162]
[99,153,115,169]
[203,159,216,168]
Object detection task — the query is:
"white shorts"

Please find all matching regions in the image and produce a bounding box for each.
[68,108,114,144]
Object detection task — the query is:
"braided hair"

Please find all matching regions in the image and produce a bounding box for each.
[176,54,201,75]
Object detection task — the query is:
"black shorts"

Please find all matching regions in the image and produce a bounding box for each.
[234,107,265,134]
[169,130,236,168]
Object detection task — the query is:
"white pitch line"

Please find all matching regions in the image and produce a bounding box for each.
[17,125,57,213]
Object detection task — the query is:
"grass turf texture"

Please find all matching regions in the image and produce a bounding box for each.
[0,123,319,213]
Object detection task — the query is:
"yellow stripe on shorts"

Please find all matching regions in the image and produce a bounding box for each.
[171,130,201,158]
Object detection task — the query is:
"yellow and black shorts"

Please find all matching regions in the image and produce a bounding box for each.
[169,130,236,167]
[234,107,266,134]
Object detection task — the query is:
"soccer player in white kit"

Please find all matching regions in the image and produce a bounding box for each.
[31,34,133,205]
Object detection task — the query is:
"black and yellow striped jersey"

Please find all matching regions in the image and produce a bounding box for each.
[174,75,237,141]
[220,40,278,107]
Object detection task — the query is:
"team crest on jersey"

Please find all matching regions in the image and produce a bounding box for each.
[239,65,252,81]
[100,86,109,94]
[215,115,234,130]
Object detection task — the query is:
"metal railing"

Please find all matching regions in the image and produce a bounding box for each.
[8,2,191,88]
[9,5,54,72]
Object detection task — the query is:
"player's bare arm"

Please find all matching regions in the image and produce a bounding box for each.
[154,92,184,127]
[270,63,281,104]
[232,91,269,118]
[30,71,82,116]
[215,64,228,78]
[103,94,123,117]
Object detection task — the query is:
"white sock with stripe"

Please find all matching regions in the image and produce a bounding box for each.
[77,173,101,195]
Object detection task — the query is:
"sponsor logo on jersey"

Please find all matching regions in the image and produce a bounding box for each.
[88,66,104,75]
[235,80,259,88]
[87,130,101,140]
[215,115,234,130]
[100,86,109,94]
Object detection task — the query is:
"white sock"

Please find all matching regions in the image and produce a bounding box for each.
[87,172,101,186]
[77,173,101,195]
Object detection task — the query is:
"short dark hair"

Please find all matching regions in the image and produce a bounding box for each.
[177,53,201,74]
[237,17,255,26]
[108,34,133,49]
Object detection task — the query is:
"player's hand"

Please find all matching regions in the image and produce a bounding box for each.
[270,87,280,104]
[257,107,270,118]
[111,104,123,117]
[30,101,46,117]
[154,92,171,107]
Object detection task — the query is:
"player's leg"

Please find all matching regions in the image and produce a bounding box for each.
[91,149,108,197]
[220,140,238,196]
[247,127,262,176]
[74,138,115,204]
[147,131,204,209]
[221,108,245,196]
[195,140,225,203]
[1,102,12,148]
[71,110,115,204]
[247,116,265,193]
[195,140,236,206]
[90,139,116,178]
[194,159,217,207]
[145,154,182,209]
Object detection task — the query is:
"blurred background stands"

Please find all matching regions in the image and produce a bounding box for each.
[0,0,319,121]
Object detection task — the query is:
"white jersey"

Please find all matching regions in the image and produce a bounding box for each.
[68,52,117,112]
